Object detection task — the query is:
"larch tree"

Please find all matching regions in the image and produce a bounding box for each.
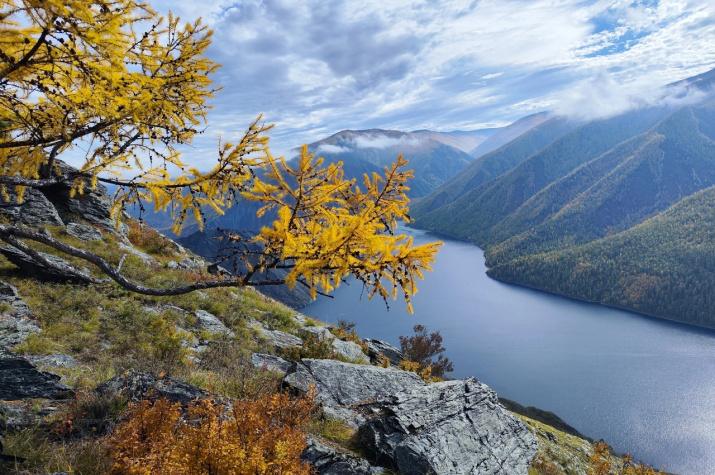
[0,0,441,311]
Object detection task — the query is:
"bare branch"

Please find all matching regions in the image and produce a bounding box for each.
[0,224,267,296]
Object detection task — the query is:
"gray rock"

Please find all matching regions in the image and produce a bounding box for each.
[0,349,74,400]
[261,328,303,349]
[251,353,293,374]
[0,246,90,283]
[331,339,369,364]
[302,436,383,475]
[364,339,404,366]
[195,310,234,337]
[0,187,64,227]
[178,257,206,271]
[0,312,38,348]
[26,354,78,369]
[359,377,538,475]
[0,402,60,431]
[65,223,103,242]
[0,282,40,348]
[118,242,158,265]
[302,325,333,342]
[96,369,210,404]
[284,359,424,409]
[40,160,117,231]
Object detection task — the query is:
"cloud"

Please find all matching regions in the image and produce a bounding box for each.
[352,134,424,149]
[555,69,710,121]
[316,144,351,154]
[138,0,715,169]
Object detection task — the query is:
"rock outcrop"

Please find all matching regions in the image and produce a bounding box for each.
[284,359,424,409]
[96,369,211,404]
[359,377,538,475]
[363,339,404,366]
[301,436,383,475]
[0,349,73,400]
[0,282,40,348]
[251,353,293,375]
[0,246,91,283]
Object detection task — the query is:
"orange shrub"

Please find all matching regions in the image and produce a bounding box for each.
[108,391,315,475]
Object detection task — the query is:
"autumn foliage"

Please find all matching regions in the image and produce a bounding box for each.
[587,441,661,475]
[0,0,441,310]
[108,392,315,475]
[399,324,453,380]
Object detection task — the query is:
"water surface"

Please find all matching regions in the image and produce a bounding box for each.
[304,226,715,475]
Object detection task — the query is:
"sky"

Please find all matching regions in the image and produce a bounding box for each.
[148,0,715,165]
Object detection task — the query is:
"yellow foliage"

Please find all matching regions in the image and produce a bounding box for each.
[398,360,441,383]
[588,441,661,475]
[108,392,315,475]
[246,146,441,312]
[0,1,441,309]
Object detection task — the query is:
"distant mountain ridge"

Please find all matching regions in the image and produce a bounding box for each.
[305,128,476,198]
[410,69,715,327]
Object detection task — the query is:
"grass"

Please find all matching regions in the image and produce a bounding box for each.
[0,218,322,473]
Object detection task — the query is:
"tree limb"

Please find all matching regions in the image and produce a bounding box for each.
[0,223,277,296]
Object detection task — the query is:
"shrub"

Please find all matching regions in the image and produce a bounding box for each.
[587,441,661,475]
[108,391,315,475]
[126,220,175,257]
[399,324,453,379]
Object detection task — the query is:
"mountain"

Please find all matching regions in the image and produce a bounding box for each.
[410,128,500,153]
[485,104,715,264]
[306,129,475,198]
[468,112,552,159]
[409,69,715,326]
[488,185,715,327]
[412,107,671,233]
[409,115,578,217]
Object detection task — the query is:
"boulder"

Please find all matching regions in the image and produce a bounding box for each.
[331,339,369,364]
[0,187,64,227]
[65,223,103,242]
[363,339,404,366]
[0,246,90,283]
[96,369,211,404]
[260,328,304,349]
[0,401,60,431]
[0,349,73,400]
[251,353,293,375]
[284,359,424,409]
[302,325,333,342]
[195,310,234,337]
[0,282,40,348]
[359,377,538,475]
[302,436,383,475]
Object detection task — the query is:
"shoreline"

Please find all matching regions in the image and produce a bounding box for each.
[406,223,715,334]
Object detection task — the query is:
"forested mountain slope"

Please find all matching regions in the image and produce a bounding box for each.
[409,96,715,326]
[306,129,473,198]
[487,186,715,327]
[410,115,578,217]
[412,107,671,238]
[468,112,552,159]
[486,104,715,264]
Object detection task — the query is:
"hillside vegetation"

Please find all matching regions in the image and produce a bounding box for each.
[411,100,715,327]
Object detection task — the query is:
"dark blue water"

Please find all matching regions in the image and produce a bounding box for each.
[304,226,715,475]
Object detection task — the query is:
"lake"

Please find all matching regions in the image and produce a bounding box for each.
[303,225,715,475]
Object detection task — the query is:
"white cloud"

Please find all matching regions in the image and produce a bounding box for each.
[352,134,424,149]
[137,0,715,170]
[316,144,351,154]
